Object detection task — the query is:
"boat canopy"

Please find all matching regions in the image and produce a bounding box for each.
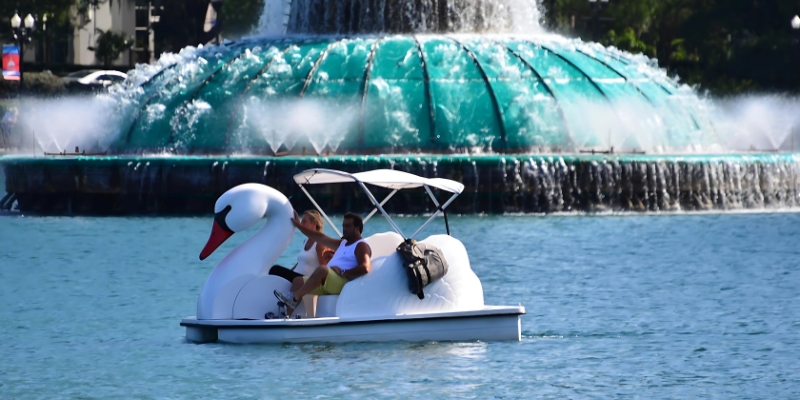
[293,168,463,239]
[293,169,464,193]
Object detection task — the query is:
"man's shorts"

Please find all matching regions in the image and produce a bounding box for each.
[304,268,350,295]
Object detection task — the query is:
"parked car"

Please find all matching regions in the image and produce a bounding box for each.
[62,70,127,93]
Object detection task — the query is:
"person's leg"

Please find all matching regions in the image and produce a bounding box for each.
[291,265,330,301]
[268,265,303,282]
[318,272,348,295]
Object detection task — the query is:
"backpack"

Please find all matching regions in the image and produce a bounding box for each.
[396,239,449,299]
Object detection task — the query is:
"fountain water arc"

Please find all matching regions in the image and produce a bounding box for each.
[107,34,718,155]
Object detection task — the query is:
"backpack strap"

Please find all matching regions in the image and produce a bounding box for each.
[415,264,425,300]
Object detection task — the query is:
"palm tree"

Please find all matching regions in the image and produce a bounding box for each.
[93,28,133,67]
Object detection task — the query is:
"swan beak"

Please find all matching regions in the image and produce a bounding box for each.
[200,221,234,260]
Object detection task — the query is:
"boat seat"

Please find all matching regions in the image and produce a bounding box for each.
[364,231,404,260]
[302,294,338,318]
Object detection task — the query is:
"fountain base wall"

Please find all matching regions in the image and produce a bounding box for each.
[2,154,799,215]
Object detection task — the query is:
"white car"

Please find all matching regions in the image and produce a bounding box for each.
[62,70,128,92]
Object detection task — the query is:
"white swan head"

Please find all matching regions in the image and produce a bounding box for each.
[199,184,273,260]
[196,183,295,320]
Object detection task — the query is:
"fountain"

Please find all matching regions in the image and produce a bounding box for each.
[1,0,799,214]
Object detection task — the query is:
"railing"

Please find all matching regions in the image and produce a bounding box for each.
[579,147,646,155]
[44,146,107,157]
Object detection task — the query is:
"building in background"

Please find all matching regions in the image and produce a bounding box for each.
[21,0,225,69]
[71,0,135,66]
[134,1,159,64]
[23,0,158,68]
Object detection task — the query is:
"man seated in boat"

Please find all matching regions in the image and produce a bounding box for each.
[274,212,372,312]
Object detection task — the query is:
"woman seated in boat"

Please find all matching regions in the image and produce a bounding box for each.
[268,210,332,282]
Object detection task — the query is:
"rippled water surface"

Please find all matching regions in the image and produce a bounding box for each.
[1,212,799,398]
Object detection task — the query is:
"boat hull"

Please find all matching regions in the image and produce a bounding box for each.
[181,306,524,344]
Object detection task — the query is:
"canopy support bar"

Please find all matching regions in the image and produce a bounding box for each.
[358,182,405,238]
[363,189,398,225]
[298,184,343,238]
[423,185,450,236]
[439,190,460,211]
[410,185,457,239]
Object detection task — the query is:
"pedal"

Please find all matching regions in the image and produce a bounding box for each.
[277,301,287,318]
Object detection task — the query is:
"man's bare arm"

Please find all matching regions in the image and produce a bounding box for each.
[342,242,372,279]
[291,216,342,249]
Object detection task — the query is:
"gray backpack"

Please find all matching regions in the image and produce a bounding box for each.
[396,239,449,299]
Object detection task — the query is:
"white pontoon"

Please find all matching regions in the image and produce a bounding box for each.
[181,168,524,343]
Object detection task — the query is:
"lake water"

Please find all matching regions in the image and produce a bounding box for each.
[1,212,799,398]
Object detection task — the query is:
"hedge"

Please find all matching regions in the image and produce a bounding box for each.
[0,72,66,98]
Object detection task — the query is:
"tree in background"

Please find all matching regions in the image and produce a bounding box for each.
[543,0,800,94]
[0,0,75,23]
[0,0,76,43]
[603,27,654,57]
[148,0,265,53]
[149,0,209,54]
[221,0,263,37]
[677,0,800,93]
[93,28,132,66]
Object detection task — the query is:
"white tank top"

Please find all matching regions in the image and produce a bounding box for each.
[294,239,321,276]
[328,239,366,271]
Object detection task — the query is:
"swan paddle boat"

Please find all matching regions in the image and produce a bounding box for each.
[181,168,525,343]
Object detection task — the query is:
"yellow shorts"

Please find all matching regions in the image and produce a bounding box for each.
[304,268,350,295]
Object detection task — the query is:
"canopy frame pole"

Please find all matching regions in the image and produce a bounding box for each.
[439,191,460,211]
[357,182,405,238]
[410,211,440,239]
[423,185,450,235]
[410,186,459,239]
[299,184,343,238]
[363,189,398,225]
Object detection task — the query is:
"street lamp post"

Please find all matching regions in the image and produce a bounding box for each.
[792,15,800,94]
[42,13,48,68]
[10,12,35,91]
[587,0,611,42]
[786,16,800,148]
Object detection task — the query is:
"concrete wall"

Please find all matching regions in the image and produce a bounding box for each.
[3,155,800,215]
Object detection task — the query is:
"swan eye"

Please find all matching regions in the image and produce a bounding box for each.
[214,205,234,233]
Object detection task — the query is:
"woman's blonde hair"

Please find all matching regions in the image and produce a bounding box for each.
[303,210,324,232]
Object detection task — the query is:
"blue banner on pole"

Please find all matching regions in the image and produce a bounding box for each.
[3,44,21,80]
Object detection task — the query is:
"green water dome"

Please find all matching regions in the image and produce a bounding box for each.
[113,35,717,155]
